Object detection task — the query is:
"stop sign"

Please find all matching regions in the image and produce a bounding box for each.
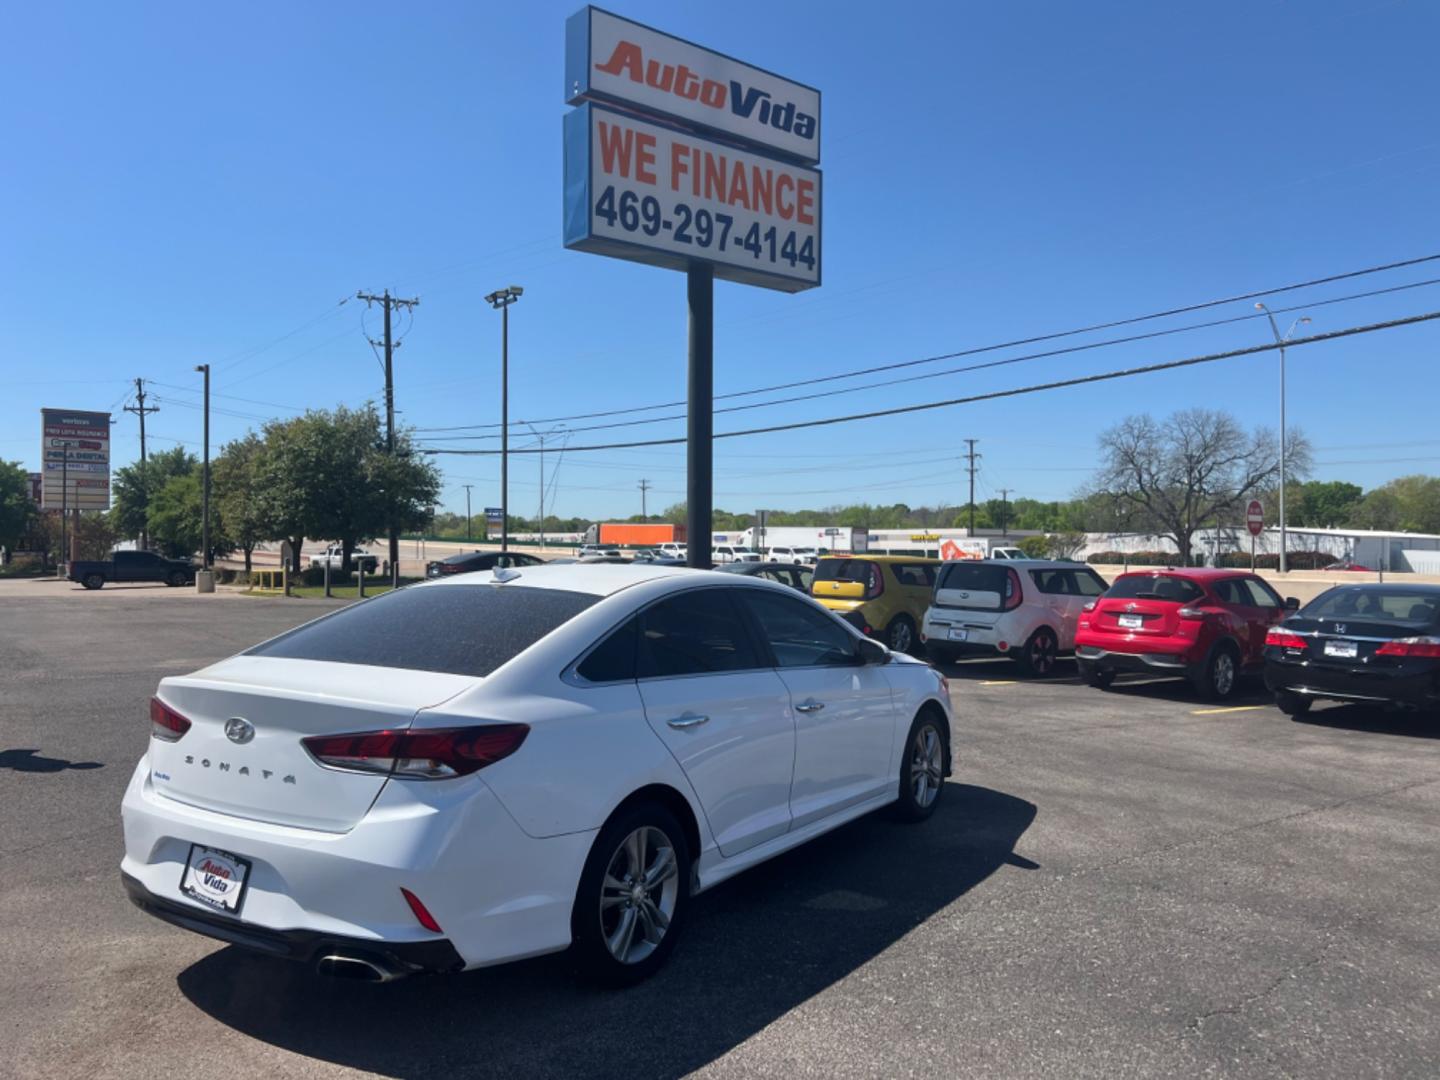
[1246,499,1264,537]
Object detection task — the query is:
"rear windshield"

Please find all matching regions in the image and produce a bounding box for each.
[1304,588,1440,624]
[814,559,873,583]
[1106,574,1204,604]
[937,562,1009,594]
[246,584,599,676]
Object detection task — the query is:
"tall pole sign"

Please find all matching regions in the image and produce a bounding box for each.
[564,6,821,567]
[40,409,111,512]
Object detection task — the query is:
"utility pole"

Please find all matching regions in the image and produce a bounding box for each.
[194,364,210,568]
[484,286,523,552]
[998,488,1012,536]
[963,439,981,534]
[1256,304,1311,575]
[462,484,473,542]
[359,289,421,579]
[638,478,652,520]
[123,378,160,549]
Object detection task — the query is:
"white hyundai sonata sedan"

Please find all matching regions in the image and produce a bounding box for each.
[121,563,954,984]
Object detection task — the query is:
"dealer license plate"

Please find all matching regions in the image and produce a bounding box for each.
[1323,639,1359,660]
[180,844,251,914]
[1118,614,1143,629]
[947,627,968,642]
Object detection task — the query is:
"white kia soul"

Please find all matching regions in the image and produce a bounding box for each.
[921,559,1108,676]
[122,564,953,984]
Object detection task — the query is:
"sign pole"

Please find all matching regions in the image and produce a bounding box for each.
[686,263,713,569]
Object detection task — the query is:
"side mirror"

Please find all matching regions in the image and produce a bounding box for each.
[1284,597,1301,611]
[857,638,889,665]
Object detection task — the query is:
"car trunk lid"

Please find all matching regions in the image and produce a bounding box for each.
[147,656,477,833]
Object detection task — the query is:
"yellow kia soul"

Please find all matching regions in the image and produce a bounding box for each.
[811,555,941,654]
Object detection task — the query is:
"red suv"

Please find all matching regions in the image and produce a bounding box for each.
[1074,569,1297,700]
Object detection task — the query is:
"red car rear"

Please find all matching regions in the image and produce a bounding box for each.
[1074,568,1296,700]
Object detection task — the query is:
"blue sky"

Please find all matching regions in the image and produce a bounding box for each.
[4,0,1438,521]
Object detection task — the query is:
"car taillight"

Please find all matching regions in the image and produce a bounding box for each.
[1002,568,1023,612]
[1265,628,1309,650]
[1177,607,1208,620]
[1375,636,1440,659]
[302,724,529,780]
[150,697,191,741]
[1082,600,1097,612]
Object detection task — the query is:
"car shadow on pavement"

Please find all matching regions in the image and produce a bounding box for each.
[177,782,1036,1080]
[1293,703,1440,739]
[0,748,105,772]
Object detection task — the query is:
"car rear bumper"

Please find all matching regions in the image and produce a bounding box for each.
[1075,645,1193,673]
[120,757,595,971]
[122,871,465,977]
[1264,660,1440,708]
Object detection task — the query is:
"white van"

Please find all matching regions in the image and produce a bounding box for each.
[922,559,1108,676]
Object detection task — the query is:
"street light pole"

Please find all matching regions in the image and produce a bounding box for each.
[1255,305,1310,574]
[195,363,211,568]
[485,286,523,552]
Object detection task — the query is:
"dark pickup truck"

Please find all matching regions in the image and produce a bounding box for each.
[68,550,197,589]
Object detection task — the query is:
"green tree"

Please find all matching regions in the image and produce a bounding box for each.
[147,474,205,559]
[110,446,197,544]
[1289,480,1363,528]
[1348,475,1440,534]
[213,433,271,572]
[257,406,440,572]
[0,460,35,552]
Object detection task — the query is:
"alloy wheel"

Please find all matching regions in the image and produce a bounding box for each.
[1213,652,1236,697]
[1029,631,1056,675]
[889,619,913,653]
[599,826,680,965]
[909,724,943,809]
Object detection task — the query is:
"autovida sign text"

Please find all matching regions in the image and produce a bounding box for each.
[563,6,821,293]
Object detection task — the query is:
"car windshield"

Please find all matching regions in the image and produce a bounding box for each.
[247,584,599,676]
[1304,588,1439,624]
[813,559,872,583]
[1105,574,1204,604]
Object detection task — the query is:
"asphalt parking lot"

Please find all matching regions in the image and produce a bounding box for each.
[3,589,1438,1079]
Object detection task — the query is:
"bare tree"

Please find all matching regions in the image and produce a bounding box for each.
[1094,408,1310,566]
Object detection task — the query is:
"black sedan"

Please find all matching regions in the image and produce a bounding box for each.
[1264,584,1440,715]
[425,550,546,578]
[715,561,814,593]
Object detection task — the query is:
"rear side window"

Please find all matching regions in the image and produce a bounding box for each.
[247,584,598,676]
[1105,575,1203,604]
[1211,579,1248,605]
[637,589,763,678]
[577,617,638,682]
[1030,569,1071,595]
[893,563,937,587]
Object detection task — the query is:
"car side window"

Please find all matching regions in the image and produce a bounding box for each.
[636,590,763,678]
[1068,570,1107,597]
[738,590,858,669]
[1240,578,1281,608]
[1211,579,1247,605]
[894,563,936,587]
[577,616,638,683]
[1031,569,1068,594]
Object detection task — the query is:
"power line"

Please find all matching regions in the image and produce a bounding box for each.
[963,439,981,533]
[638,478,652,520]
[416,273,1440,443]
[422,310,1440,457]
[413,254,1440,435]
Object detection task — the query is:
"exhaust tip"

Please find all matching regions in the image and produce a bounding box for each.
[316,953,403,983]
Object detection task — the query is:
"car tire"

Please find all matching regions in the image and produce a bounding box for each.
[82,573,104,590]
[1194,642,1240,701]
[572,802,691,986]
[1015,626,1059,677]
[886,614,918,655]
[893,712,948,823]
[166,570,187,588]
[1275,691,1312,716]
[1077,661,1115,689]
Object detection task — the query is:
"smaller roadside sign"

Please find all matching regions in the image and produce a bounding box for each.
[1246,499,1265,537]
[485,507,505,526]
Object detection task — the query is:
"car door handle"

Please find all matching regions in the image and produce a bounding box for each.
[795,699,825,713]
[666,714,710,729]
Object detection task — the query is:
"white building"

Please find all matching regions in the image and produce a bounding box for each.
[1078,526,1440,572]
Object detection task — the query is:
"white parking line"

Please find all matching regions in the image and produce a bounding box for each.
[1191,705,1268,716]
